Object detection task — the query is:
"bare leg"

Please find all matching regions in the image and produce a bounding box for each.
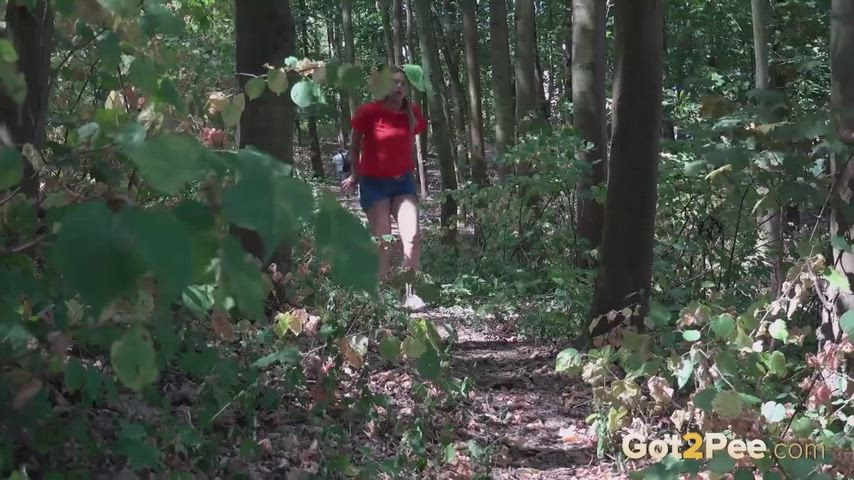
[392,194,421,271]
[366,199,393,281]
[393,194,426,311]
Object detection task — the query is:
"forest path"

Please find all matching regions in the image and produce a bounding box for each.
[316,161,633,479]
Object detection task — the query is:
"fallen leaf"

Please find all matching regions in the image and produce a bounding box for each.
[647,376,674,404]
[211,310,235,342]
[257,438,273,456]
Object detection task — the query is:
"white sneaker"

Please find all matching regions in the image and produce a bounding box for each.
[403,283,427,312]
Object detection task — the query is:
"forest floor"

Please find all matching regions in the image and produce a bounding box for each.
[305,144,643,479]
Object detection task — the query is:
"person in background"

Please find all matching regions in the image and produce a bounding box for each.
[332,147,349,182]
[341,65,427,311]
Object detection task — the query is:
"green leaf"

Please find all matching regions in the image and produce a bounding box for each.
[128,56,158,95]
[379,336,401,361]
[0,40,19,62]
[769,319,789,342]
[65,358,85,393]
[831,235,852,254]
[338,63,363,91]
[840,311,854,338]
[0,147,23,191]
[127,133,207,195]
[245,77,266,100]
[222,154,314,262]
[710,314,735,340]
[284,56,299,68]
[54,201,140,312]
[315,196,378,292]
[141,4,185,37]
[682,330,701,342]
[221,94,245,128]
[767,351,787,377]
[99,0,138,17]
[220,236,265,321]
[156,78,185,112]
[253,347,301,368]
[115,422,161,470]
[113,122,147,150]
[712,390,744,419]
[646,300,671,327]
[761,401,786,423]
[290,79,322,108]
[173,200,219,283]
[824,268,851,293]
[119,207,193,304]
[676,357,694,389]
[267,68,288,95]
[96,32,122,71]
[369,67,393,99]
[401,336,426,359]
[416,346,441,381]
[708,454,735,474]
[692,388,717,412]
[403,64,425,92]
[110,327,159,392]
[555,348,582,374]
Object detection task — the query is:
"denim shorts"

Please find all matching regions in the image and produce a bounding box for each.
[359,171,418,211]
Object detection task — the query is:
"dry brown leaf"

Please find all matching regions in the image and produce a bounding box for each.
[211,310,235,342]
[337,337,364,369]
[257,438,273,456]
[647,376,674,405]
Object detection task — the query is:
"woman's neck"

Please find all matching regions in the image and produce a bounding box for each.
[381,97,404,111]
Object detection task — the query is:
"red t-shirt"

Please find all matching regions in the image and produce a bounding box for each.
[350,100,427,178]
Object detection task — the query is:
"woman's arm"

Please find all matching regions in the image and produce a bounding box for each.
[348,128,363,180]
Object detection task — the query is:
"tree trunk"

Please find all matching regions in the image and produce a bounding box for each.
[392,0,405,65]
[435,11,470,182]
[299,0,324,178]
[489,0,515,179]
[0,0,54,201]
[572,0,608,261]
[823,0,854,344]
[751,0,785,296]
[414,0,458,242]
[514,0,537,177]
[590,0,663,336]
[380,0,395,65]
[407,0,428,195]
[342,0,359,114]
[563,0,573,116]
[327,23,348,146]
[235,0,297,261]
[462,0,487,186]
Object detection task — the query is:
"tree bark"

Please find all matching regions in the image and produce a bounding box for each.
[590,0,663,336]
[823,0,854,344]
[406,0,429,195]
[414,0,458,242]
[462,0,487,186]
[751,0,785,296]
[0,0,55,201]
[489,0,515,179]
[299,0,324,178]
[235,0,297,261]
[380,0,396,65]
[514,0,537,177]
[342,0,359,114]
[514,0,538,132]
[435,9,469,181]
[327,23,348,146]
[392,0,405,65]
[572,0,608,260]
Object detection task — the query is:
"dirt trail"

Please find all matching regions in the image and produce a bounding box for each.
[411,308,630,479]
[317,150,630,479]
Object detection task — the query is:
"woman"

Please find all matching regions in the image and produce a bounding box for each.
[341,66,427,310]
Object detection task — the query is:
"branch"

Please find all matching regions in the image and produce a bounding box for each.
[0,235,48,256]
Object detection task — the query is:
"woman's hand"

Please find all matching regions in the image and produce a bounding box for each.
[340,174,359,194]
